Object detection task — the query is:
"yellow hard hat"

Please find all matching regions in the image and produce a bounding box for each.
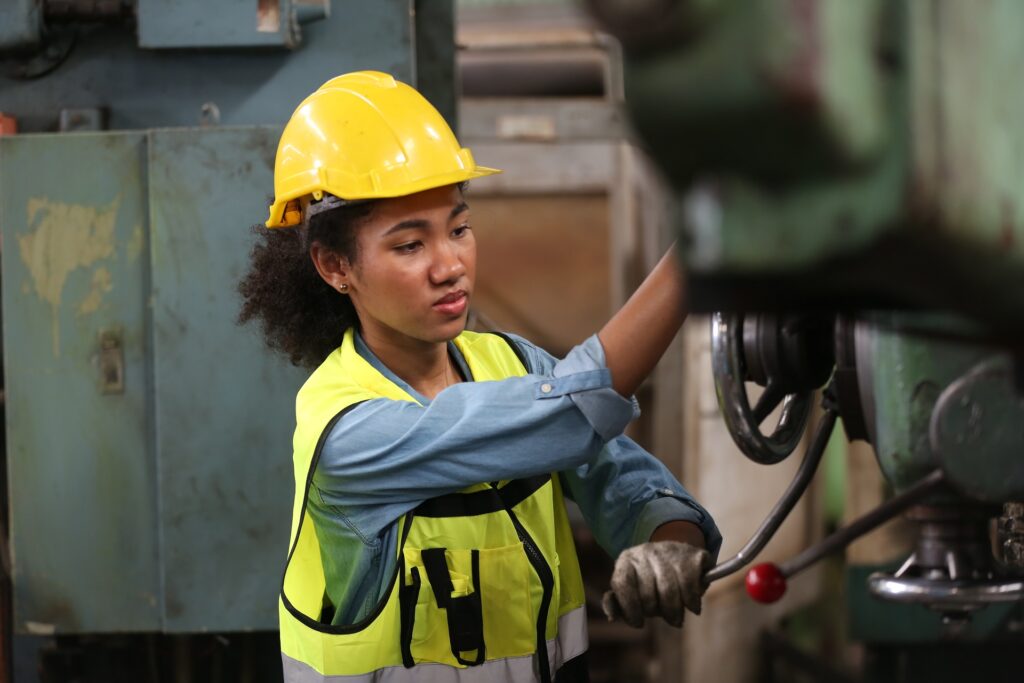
[266,71,500,228]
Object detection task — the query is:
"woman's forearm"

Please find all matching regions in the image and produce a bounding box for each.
[650,520,706,548]
[598,249,687,397]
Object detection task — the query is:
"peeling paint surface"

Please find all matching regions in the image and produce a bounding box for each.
[78,267,113,316]
[2,131,161,633]
[17,197,120,354]
[126,225,144,261]
[4,127,305,632]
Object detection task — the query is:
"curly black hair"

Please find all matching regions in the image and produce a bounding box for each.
[237,201,377,369]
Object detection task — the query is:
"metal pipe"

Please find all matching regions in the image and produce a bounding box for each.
[778,469,947,578]
[705,409,838,583]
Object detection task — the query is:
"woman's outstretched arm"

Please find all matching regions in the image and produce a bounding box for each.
[598,248,687,398]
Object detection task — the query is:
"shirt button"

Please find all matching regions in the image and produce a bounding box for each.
[540,383,553,394]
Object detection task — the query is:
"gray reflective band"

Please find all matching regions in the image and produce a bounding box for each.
[304,194,371,222]
[282,606,588,683]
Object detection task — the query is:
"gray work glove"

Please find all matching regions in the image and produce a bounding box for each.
[601,541,712,628]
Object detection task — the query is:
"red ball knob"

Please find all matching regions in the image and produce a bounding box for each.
[745,563,787,603]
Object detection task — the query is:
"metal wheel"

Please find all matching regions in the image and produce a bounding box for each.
[711,312,832,465]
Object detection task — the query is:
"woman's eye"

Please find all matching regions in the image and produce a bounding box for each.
[452,224,471,238]
[395,241,421,254]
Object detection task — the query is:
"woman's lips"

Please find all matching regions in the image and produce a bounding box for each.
[433,291,468,316]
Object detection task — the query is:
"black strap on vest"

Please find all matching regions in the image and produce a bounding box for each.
[396,333,540,667]
[491,331,532,372]
[414,474,551,518]
[413,332,542,519]
[420,548,486,666]
[398,564,420,668]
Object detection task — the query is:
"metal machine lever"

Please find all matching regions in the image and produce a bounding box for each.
[705,408,838,584]
[740,470,947,604]
[703,386,948,603]
[778,470,946,579]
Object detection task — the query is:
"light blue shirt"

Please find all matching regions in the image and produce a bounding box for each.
[308,331,722,625]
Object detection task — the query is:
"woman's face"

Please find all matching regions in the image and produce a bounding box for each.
[346,184,476,347]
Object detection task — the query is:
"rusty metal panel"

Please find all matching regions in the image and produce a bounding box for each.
[598,0,1024,335]
[909,0,1024,260]
[147,127,306,632]
[137,0,300,48]
[0,0,41,51]
[0,132,159,634]
[3,0,418,133]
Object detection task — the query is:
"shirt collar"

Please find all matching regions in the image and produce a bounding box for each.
[352,329,473,405]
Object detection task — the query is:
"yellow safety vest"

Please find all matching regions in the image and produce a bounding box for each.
[280,328,588,682]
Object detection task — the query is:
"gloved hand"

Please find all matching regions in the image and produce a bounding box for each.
[601,541,712,628]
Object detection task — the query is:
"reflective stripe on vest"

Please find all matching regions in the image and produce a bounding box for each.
[280,328,587,682]
[282,606,588,683]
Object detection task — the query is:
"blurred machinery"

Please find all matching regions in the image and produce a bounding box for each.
[588,0,1024,678]
[4,0,1024,680]
[0,1,455,680]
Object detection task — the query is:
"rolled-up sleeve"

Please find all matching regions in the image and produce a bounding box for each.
[540,335,639,441]
[561,435,723,563]
[314,334,639,537]
[630,488,723,562]
[517,335,721,560]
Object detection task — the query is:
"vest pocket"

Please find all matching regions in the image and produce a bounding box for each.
[403,542,536,666]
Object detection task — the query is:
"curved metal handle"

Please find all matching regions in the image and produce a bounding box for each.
[781,469,946,580]
[711,312,812,465]
[706,408,838,584]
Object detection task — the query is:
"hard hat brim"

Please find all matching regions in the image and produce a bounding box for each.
[266,165,502,229]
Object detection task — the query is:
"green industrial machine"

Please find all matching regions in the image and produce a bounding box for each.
[587,0,1024,680]
[0,1,454,680]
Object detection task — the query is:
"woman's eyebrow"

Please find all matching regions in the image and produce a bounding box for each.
[382,219,428,236]
[382,202,471,236]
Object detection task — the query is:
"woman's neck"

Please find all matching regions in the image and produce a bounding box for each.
[359,328,458,400]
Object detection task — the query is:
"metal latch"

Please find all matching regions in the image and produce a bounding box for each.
[98,329,124,394]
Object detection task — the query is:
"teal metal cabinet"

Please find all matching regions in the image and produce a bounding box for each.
[2,132,159,633]
[1,127,308,633]
[1,0,454,133]
[148,128,305,632]
[0,0,456,637]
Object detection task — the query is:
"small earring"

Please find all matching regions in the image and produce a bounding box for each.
[338,283,349,293]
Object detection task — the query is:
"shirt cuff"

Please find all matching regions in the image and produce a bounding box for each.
[546,334,640,442]
[630,491,724,563]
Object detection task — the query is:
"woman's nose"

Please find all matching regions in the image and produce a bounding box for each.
[430,243,465,284]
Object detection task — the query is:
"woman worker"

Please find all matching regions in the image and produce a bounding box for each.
[239,71,722,683]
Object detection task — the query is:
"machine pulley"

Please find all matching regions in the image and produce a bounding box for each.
[711,312,834,465]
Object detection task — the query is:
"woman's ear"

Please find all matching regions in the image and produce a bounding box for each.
[310,242,351,292]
